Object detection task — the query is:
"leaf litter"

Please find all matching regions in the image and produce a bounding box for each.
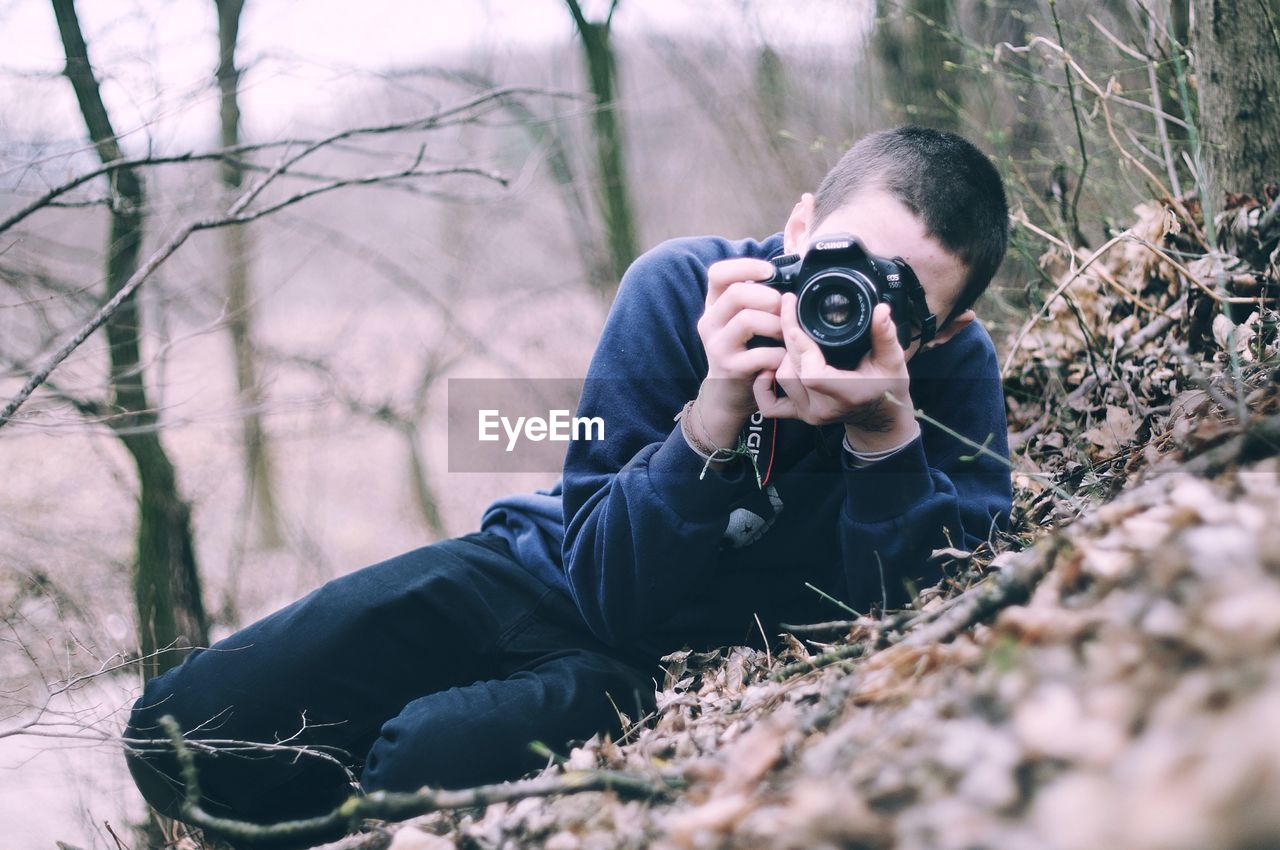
[322,196,1280,850]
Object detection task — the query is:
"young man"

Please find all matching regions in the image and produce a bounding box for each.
[124,126,1011,837]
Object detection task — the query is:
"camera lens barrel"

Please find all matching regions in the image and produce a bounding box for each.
[795,270,877,367]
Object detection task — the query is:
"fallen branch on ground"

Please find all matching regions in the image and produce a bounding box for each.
[1180,411,1280,476]
[158,715,682,847]
[773,540,1063,682]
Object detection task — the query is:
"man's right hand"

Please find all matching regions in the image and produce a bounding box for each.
[693,258,786,448]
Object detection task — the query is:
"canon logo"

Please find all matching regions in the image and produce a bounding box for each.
[815,239,850,250]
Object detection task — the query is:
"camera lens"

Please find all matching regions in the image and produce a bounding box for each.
[795,271,874,362]
[819,291,852,328]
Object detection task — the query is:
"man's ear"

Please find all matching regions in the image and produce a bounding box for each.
[783,193,816,255]
[928,309,975,348]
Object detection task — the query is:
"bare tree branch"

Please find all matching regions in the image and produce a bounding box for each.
[0,86,578,236]
[0,161,508,430]
[388,65,608,284]
[0,354,103,418]
[270,210,535,381]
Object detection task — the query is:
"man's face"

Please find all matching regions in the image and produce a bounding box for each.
[785,187,969,360]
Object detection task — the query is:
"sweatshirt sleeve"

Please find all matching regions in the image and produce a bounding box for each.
[560,239,762,646]
[836,323,1013,610]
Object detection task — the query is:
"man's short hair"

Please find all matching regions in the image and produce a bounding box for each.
[812,125,1009,324]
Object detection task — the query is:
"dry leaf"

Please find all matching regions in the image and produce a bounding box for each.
[1083,405,1138,455]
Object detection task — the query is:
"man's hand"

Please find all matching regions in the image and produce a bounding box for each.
[693,258,787,448]
[752,296,919,453]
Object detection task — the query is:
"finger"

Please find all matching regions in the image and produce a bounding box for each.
[778,293,828,379]
[705,259,779,309]
[802,370,867,401]
[752,370,798,419]
[868,302,906,368]
[719,308,783,348]
[777,293,810,374]
[798,336,829,379]
[773,347,809,411]
[701,283,783,333]
[725,345,787,377]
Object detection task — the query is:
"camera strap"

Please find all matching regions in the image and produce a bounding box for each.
[894,257,937,345]
[758,415,779,486]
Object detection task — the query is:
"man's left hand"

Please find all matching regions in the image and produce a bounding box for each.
[752,296,919,453]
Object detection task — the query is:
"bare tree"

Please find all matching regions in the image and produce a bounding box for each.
[0,86,549,426]
[753,42,788,145]
[216,0,285,550]
[565,0,638,293]
[287,347,457,541]
[2,84,548,699]
[50,0,209,679]
[394,66,610,288]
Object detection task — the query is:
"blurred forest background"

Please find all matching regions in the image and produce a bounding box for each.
[1,0,1277,846]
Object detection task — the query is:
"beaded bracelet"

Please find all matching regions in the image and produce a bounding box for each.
[674,399,764,488]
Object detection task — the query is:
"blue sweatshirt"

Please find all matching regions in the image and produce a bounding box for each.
[481,233,1011,656]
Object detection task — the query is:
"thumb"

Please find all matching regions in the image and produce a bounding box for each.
[870,303,904,364]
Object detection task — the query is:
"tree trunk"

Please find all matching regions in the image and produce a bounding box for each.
[216,0,284,551]
[507,98,611,288]
[565,0,638,294]
[874,0,963,132]
[126,431,209,680]
[1191,0,1280,197]
[394,67,610,286]
[403,421,448,540]
[51,0,209,679]
[754,44,788,142]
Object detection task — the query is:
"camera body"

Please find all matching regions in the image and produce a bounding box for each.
[752,233,936,369]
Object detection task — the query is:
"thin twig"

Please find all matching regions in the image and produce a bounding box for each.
[772,643,868,681]
[896,540,1065,649]
[1003,217,1259,381]
[1001,225,1130,377]
[158,715,680,846]
[804,582,861,617]
[1014,213,1162,314]
[1170,345,1242,415]
[0,86,577,236]
[995,35,1208,248]
[907,401,1084,514]
[778,620,858,635]
[1049,0,1089,247]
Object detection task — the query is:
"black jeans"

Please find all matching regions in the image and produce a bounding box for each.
[123,532,657,836]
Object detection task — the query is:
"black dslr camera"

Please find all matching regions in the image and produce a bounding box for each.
[751,233,937,369]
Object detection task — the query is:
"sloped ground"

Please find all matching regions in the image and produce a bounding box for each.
[387,462,1280,850]
[263,198,1280,850]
